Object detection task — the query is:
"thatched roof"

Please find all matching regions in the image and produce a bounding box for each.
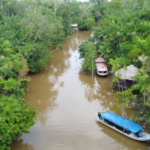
[115,65,139,80]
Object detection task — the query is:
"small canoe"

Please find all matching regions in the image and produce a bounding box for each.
[95,58,108,76]
[96,112,150,141]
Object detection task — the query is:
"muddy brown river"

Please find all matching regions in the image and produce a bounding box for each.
[11,31,149,150]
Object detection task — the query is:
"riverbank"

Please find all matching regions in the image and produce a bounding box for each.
[11,31,148,150]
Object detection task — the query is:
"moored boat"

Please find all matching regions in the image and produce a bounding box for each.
[95,58,108,76]
[96,111,150,141]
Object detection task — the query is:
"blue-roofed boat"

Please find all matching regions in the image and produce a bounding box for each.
[96,112,150,141]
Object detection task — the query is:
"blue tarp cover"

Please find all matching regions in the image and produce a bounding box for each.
[101,112,143,133]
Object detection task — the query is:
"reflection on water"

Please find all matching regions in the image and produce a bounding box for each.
[78,73,114,112]
[11,139,34,150]
[97,122,147,150]
[11,31,148,150]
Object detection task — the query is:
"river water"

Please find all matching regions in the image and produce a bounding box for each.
[11,31,149,150]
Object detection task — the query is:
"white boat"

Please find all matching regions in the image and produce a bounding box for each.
[70,24,78,27]
[95,58,108,76]
[96,112,150,141]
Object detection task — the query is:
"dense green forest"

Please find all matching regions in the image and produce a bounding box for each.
[1,0,150,148]
[0,0,97,149]
[79,0,150,125]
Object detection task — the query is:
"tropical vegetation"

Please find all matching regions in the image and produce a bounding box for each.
[3,0,150,148]
[0,0,98,149]
[79,0,150,125]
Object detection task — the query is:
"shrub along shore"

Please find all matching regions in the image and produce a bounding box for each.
[78,0,150,126]
[2,0,150,148]
[0,0,98,149]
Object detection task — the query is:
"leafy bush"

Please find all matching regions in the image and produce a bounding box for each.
[0,95,36,150]
[81,42,97,73]
[78,18,95,30]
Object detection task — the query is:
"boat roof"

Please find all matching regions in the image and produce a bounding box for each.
[95,58,105,63]
[101,112,143,133]
[96,63,107,71]
[70,24,78,27]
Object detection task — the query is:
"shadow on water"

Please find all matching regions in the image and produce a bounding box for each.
[78,72,115,111]
[96,122,148,150]
[11,139,34,150]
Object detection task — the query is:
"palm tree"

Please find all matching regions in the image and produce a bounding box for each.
[0,39,14,56]
[124,35,150,61]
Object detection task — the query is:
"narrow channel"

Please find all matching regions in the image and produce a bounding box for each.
[11,31,148,150]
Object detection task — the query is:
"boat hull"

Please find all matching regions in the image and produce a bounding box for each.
[96,68,108,76]
[95,58,108,76]
[96,112,150,141]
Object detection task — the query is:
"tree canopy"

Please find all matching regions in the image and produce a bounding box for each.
[0,0,99,149]
[78,0,150,125]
